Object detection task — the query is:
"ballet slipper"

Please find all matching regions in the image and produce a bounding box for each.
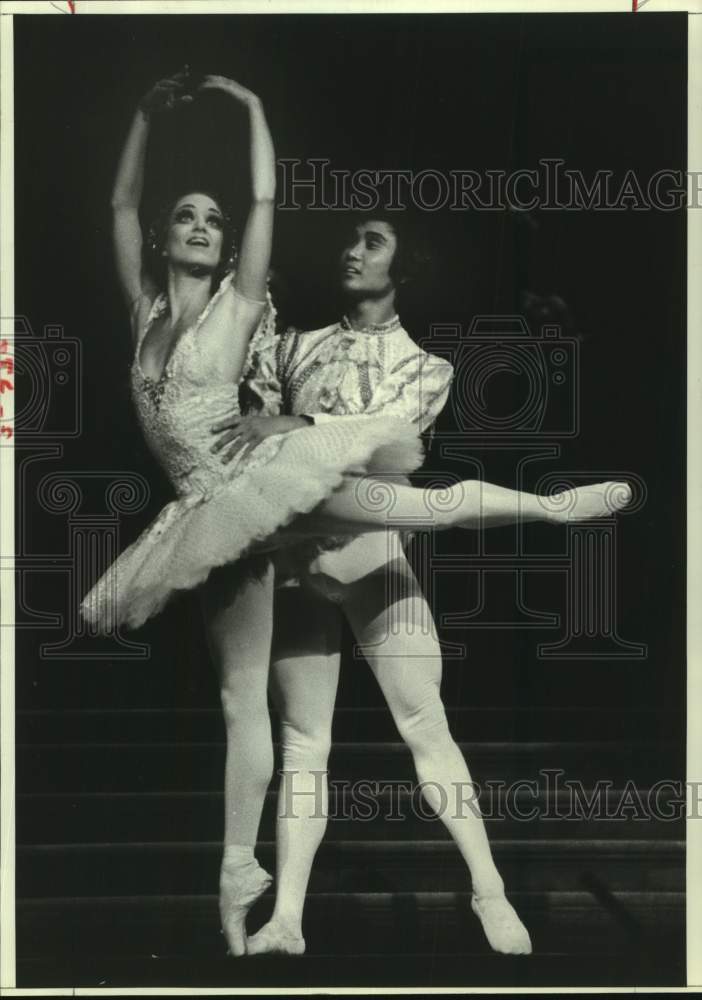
[219,862,273,957]
[543,481,633,523]
[470,892,532,955]
[246,917,306,956]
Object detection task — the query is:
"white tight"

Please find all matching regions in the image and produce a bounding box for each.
[200,561,276,847]
[266,533,504,933]
[267,585,341,922]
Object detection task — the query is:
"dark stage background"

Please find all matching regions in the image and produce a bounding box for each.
[12,10,687,989]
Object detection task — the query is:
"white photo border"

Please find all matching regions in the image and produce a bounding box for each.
[0,0,699,994]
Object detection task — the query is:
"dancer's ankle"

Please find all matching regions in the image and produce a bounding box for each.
[269,909,303,937]
[470,892,532,955]
[472,871,505,899]
[222,843,256,865]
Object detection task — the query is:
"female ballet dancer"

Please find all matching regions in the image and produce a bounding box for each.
[82,73,633,957]
[212,214,635,957]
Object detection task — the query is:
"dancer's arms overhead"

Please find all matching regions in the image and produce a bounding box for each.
[111,69,193,332]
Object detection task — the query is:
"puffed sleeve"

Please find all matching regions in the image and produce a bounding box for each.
[312,351,454,433]
[238,291,283,416]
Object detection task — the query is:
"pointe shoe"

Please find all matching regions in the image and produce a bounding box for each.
[546,481,633,523]
[246,918,306,956]
[471,892,532,955]
[219,862,273,957]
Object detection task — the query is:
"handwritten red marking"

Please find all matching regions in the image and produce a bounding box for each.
[0,339,13,438]
[68,1,76,11]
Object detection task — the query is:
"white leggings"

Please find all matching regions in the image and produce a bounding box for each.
[267,533,504,930]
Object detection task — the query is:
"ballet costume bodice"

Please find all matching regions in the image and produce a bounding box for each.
[131,275,284,500]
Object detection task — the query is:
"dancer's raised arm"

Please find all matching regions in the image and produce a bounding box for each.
[111,70,192,324]
[198,75,275,303]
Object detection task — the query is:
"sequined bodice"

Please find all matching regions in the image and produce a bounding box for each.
[132,277,278,498]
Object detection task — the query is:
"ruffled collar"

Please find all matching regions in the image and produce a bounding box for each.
[338,313,401,336]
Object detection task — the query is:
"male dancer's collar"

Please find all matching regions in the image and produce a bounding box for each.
[339,314,401,336]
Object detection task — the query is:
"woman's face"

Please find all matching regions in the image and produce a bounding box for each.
[163,192,225,272]
[339,220,398,299]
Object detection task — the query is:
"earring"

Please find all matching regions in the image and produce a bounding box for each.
[225,237,238,272]
[147,225,160,254]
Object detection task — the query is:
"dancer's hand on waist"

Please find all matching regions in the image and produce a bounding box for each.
[210,414,310,464]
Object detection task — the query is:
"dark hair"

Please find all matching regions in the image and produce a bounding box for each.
[344,211,434,292]
[144,188,238,292]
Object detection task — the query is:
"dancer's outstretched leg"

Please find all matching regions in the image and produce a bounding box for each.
[336,535,531,954]
[247,585,342,956]
[295,478,633,536]
[200,560,276,956]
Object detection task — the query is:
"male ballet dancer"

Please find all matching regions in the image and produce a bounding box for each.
[212,214,535,956]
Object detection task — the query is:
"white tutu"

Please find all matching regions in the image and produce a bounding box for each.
[80,415,423,632]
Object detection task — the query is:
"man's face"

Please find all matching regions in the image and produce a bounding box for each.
[339,220,398,299]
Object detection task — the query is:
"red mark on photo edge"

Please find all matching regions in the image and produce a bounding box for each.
[68,1,76,11]
[632,0,637,9]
